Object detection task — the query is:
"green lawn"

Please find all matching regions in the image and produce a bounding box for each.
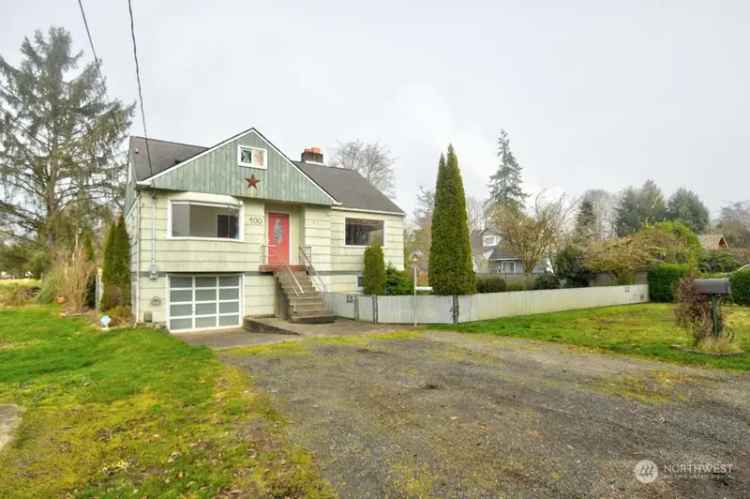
[0,306,333,498]
[432,303,750,371]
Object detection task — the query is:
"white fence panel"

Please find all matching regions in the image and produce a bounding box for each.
[377,295,454,324]
[323,285,648,324]
[458,285,649,322]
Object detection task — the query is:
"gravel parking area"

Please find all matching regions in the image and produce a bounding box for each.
[222,331,750,498]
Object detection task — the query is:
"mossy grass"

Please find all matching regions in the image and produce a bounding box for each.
[0,305,333,498]
[432,304,750,371]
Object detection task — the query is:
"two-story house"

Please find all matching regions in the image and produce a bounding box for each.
[125,127,405,332]
[470,228,551,274]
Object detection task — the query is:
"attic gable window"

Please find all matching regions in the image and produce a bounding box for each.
[237,145,267,169]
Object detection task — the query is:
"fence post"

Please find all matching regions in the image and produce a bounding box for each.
[354,296,360,321]
[373,295,379,323]
[452,295,459,324]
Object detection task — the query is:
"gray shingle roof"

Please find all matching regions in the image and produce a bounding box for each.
[294,162,404,214]
[129,136,208,181]
[128,135,404,215]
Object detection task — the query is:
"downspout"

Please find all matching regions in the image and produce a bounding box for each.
[135,194,141,322]
[150,189,158,280]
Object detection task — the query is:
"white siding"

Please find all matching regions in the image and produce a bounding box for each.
[330,210,405,272]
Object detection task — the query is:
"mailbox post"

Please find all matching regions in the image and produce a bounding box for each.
[693,278,732,337]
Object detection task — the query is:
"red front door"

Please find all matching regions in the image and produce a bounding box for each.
[267,213,290,265]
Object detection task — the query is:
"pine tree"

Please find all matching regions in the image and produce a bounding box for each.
[363,244,386,295]
[666,188,710,234]
[614,180,667,237]
[574,199,597,242]
[429,145,476,295]
[0,27,133,249]
[488,130,527,212]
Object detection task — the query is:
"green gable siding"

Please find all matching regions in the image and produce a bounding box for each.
[146,130,333,206]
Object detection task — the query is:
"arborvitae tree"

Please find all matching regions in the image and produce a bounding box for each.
[362,243,386,295]
[574,199,597,243]
[100,216,131,310]
[666,188,710,234]
[488,130,527,212]
[429,145,476,295]
[81,231,97,308]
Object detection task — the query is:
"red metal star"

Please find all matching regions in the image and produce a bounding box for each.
[245,174,260,189]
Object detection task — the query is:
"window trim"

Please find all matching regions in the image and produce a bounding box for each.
[344,217,386,248]
[167,200,245,242]
[237,144,268,169]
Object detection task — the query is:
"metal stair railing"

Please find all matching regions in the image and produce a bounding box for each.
[299,245,327,293]
[282,264,304,297]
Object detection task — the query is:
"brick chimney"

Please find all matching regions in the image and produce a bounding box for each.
[301,146,324,164]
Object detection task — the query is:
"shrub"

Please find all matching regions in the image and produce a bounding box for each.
[674,277,737,352]
[730,269,750,306]
[36,266,63,304]
[699,250,741,274]
[554,245,591,288]
[0,282,38,306]
[57,246,96,313]
[384,264,412,295]
[362,244,386,295]
[533,272,560,290]
[506,282,526,292]
[100,216,131,311]
[476,277,507,293]
[647,263,692,303]
[105,305,133,327]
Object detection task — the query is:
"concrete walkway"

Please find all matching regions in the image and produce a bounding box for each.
[179,318,415,350]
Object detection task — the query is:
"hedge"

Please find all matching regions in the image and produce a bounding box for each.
[730,269,750,306]
[647,263,691,303]
[476,277,506,293]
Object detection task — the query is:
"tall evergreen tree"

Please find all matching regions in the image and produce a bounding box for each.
[488,129,527,212]
[0,27,133,249]
[666,188,710,234]
[574,199,597,243]
[100,216,130,311]
[614,180,667,236]
[429,146,476,295]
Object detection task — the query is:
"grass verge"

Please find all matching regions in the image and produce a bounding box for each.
[0,306,333,498]
[431,303,750,371]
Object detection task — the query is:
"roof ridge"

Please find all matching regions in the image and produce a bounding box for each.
[131,135,208,149]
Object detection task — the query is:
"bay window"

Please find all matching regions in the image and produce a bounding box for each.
[170,202,240,240]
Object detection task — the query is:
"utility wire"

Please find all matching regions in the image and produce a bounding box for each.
[127,0,153,177]
[76,0,104,82]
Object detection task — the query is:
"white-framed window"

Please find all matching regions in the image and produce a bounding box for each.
[345,218,384,246]
[483,235,499,247]
[169,201,242,241]
[237,145,267,169]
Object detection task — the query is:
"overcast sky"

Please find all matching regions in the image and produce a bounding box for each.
[3,1,748,218]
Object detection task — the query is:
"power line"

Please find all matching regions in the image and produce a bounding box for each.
[76,0,103,82]
[127,0,153,177]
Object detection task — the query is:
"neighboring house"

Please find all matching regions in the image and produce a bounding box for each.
[698,233,729,251]
[470,228,550,274]
[125,127,405,332]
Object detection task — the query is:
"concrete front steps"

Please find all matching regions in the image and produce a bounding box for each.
[275,269,334,324]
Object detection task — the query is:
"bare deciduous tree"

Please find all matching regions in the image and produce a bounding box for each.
[331,140,396,197]
[491,193,575,273]
[465,195,485,233]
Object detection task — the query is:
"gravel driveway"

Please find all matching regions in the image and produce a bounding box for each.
[222,330,750,498]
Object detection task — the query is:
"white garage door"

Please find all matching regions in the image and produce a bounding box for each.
[168,274,242,331]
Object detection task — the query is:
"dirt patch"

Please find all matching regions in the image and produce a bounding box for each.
[0,404,22,452]
[224,331,750,498]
